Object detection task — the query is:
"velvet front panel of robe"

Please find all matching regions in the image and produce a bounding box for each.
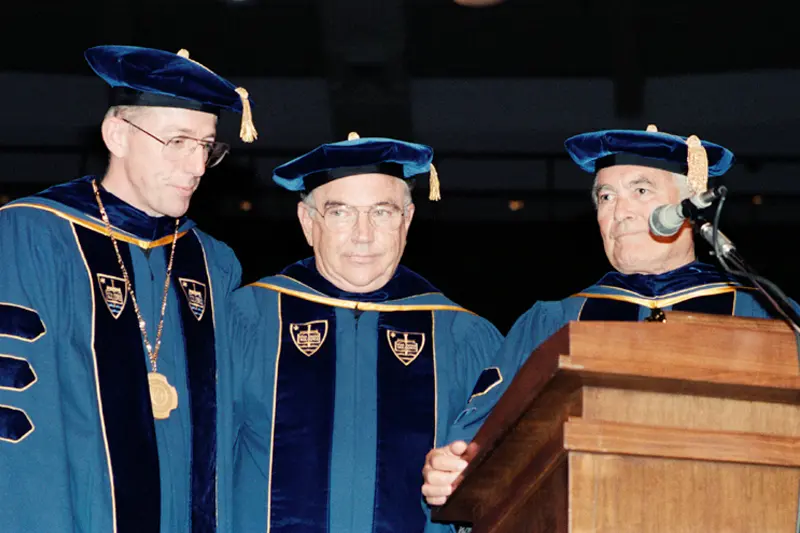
[266,295,436,533]
[73,224,162,533]
[171,231,219,533]
[73,225,220,533]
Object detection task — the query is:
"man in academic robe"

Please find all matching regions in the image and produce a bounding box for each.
[227,133,504,533]
[0,45,257,533]
[419,125,800,525]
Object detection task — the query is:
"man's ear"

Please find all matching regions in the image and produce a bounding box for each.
[101,116,129,158]
[297,201,315,247]
[403,202,415,231]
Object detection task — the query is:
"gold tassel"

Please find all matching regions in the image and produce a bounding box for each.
[646,123,707,193]
[235,87,258,143]
[429,163,441,201]
[348,131,360,140]
[176,49,257,143]
[685,135,708,194]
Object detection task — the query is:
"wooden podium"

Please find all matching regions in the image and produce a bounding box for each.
[431,312,800,532]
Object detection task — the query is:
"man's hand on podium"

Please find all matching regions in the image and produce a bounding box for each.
[421,440,470,506]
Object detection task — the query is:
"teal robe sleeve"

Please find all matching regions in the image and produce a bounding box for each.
[199,233,242,297]
[0,207,79,531]
[223,285,281,533]
[224,285,274,440]
[435,311,504,447]
[732,287,800,319]
[423,311,504,533]
[446,301,569,445]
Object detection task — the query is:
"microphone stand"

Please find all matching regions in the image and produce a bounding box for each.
[693,187,800,337]
[693,188,800,533]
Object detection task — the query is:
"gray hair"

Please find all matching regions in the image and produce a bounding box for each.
[300,179,414,210]
[591,171,692,208]
[104,105,146,122]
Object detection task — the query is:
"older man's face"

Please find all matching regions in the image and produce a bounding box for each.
[594,165,695,275]
[298,173,414,293]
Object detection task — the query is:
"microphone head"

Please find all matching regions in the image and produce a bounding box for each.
[649,204,683,237]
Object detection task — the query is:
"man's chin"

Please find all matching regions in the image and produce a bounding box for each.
[339,279,382,293]
[611,252,676,275]
[159,199,191,219]
[610,245,654,269]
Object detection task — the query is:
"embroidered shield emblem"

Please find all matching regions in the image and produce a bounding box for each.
[178,278,207,321]
[96,274,128,319]
[387,330,425,366]
[290,320,329,357]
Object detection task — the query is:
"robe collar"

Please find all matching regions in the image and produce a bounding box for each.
[592,260,743,298]
[34,175,192,241]
[280,257,439,303]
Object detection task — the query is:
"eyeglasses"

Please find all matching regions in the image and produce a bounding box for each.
[311,203,407,232]
[121,118,231,168]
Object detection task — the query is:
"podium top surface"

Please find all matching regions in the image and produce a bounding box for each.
[552,311,799,390]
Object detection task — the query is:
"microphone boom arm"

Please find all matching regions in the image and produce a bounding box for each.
[695,190,800,335]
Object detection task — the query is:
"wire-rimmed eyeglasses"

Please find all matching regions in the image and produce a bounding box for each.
[121,118,230,168]
[309,203,408,231]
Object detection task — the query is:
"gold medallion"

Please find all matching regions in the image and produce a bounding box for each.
[148,372,178,420]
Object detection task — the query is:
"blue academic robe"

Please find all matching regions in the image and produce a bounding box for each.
[0,176,241,533]
[228,257,503,533]
[449,260,800,445]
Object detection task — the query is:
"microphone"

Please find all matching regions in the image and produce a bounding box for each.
[649,185,727,237]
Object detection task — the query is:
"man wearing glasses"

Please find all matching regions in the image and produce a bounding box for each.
[225,134,503,533]
[0,45,255,532]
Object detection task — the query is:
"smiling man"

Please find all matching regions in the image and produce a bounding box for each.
[419,125,800,528]
[0,46,255,533]
[226,134,503,533]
